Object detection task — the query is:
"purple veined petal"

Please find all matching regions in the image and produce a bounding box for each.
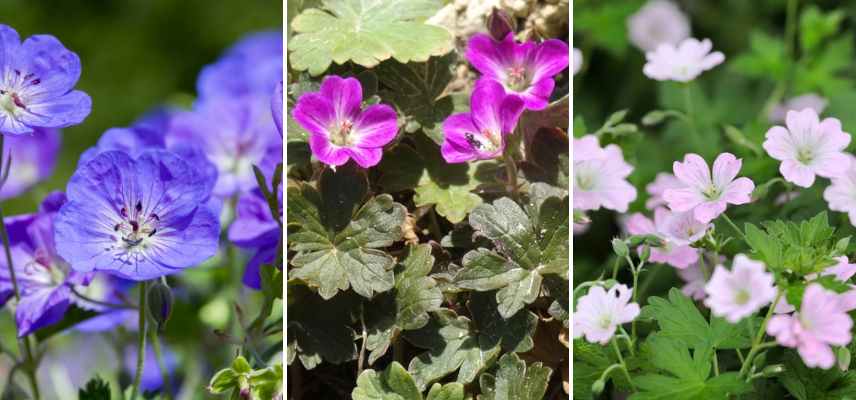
[292,93,336,138]
[345,146,383,168]
[711,153,742,189]
[673,153,712,190]
[0,25,21,72]
[272,81,283,136]
[319,75,362,122]
[308,132,350,166]
[15,285,71,337]
[518,78,554,111]
[353,103,398,148]
[197,31,282,99]
[14,35,82,99]
[134,150,212,223]
[441,113,480,163]
[0,127,60,200]
[243,247,278,290]
[19,89,91,129]
[470,79,508,134]
[465,33,510,80]
[530,39,570,83]
[228,190,280,248]
[498,94,525,134]
[0,111,31,134]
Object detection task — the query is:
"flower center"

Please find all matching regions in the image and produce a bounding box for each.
[575,167,596,191]
[23,249,67,287]
[703,185,722,201]
[0,90,25,116]
[598,314,613,330]
[505,66,530,92]
[330,120,355,147]
[797,147,814,164]
[114,201,160,251]
[465,129,502,155]
[734,289,750,305]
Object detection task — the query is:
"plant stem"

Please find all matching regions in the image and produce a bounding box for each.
[682,82,703,152]
[611,257,621,280]
[148,329,172,400]
[720,213,747,242]
[739,291,782,378]
[130,281,149,400]
[625,255,643,343]
[503,151,519,200]
[611,339,635,390]
[71,286,136,309]
[758,0,798,121]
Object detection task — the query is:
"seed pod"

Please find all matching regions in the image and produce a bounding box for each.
[147,280,174,332]
[487,8,515,41]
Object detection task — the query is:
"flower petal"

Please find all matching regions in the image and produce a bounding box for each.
[353,104,398,148]
[319,75,362,121]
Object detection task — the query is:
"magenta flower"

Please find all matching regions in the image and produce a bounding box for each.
[628,0,691,52]
[573,284,640,345]
[292,75,398,168]
[645,172,682,209]
[763,108,851,188]
[704,255,776,323]
[768,283,853,369]
[466,33,568,110]
[643,38,724,82]
[824,155,856,226]
[663,153,754,223]
[573,135,637,212]
[441,79,524,163]
[625,207,709,268]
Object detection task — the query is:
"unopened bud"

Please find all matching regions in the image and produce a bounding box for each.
[762,364,785,376]
[640,245,651,262]
[611,238,629,258]
[487,8,515,41]
[838,347,852,371]
[591,378,605,395]
[147,280,174,332]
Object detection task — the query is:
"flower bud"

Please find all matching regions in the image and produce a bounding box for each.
[761,364,785,377]
[612,238,629,258]
[838,346,852,371]
[591,378,606,395]
[640,245,651,263]
[147,280,174,332]
[486,8,515,41]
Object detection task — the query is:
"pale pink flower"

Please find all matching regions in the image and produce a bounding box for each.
[573,284,640,345]
[628,0,691,52]
[678,260,706,300]
[573,135,637,212]
[775,257,856,315]
[769,93,828,124]
[663,153,755,223]
[823,155,856,227]
[763,109,851,188]
[704,255,776,323]
[572,48,583,76]
[643,38,724,82]
[625,207,709,268]
[646,172,682,209]
[767,283,853,369]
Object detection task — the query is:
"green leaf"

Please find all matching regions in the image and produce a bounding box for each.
[364,244,444,364]
[288,165,406,299]
[478,353,553,400]
[353,362,422,400]
[208,368,239,394]
[287,283,359,369]
[79,376,111,400]
[641,288,751,349]
[800,5,845,54]
[455,190,569,318]
[519,96,570,188]
[377,53,455,142]
[289,0,454,75]
[425,383,465,400]
[415,179,483,224]
[248,364,283,400]
[779,350,856,400]
[731,30,788,82]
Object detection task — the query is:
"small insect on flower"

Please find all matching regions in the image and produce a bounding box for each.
[573,284,640,345]
[54,150,220,281]
[466,32,569,110]
[573,135,637,213]
[0,128,59,200]
[768,283,854,369]
[642,38,725,82]
[441,79,524,163]
[704,254,777,323]
[625,207,710,269]
[0,24,91,135]
[627,0,691,52]
[663,152,754,223]
[763,108,851,188]
[292,75,398,169]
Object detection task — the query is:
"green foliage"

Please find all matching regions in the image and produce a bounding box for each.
[478,353,552,400]
[352,361,465,400]
[79,376,111,400]
[744,212,845,277]
[208,356,283,399]
[287,284,359,369]
[288,0,453,75]
[779,351,856,400]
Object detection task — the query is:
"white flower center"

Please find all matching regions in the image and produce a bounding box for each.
[504,66,530,92]
[575,166,596,191]
[797,147,815,165]
[598,314,613,330]
[330,119,355,147]
[113,201,161,252]
[733,289,750,305]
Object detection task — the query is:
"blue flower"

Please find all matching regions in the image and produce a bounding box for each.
[0,24,91,135]
[0,192,91,337]
[55,150,220,281]
[228,189,281,289]
[197,31,282,99]
[0,127,60,200]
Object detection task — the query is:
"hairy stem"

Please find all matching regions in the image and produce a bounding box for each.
[721,213,747,242]
[131,281,149,400]
[682,82,703,153]
[739,291,782,378]
[611,339,635,390]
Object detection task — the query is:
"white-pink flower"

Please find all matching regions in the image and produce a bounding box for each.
[646,172,682,209]
[704,255,776,323]
[573,48,583,76]
[763,108,851,188]
[628,0,691,52]
[823,155,856,227]
[643,38,724,82]
[573,135,638,212]
[678,260,707,300]
[663,153,755,223]
[767,283,853,369]
[625,207,709,268]
[769,93,828,124]
[573,284,640,345]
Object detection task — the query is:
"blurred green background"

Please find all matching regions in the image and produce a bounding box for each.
[0,0,282,215]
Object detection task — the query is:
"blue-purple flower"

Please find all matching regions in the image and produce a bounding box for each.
[0,24,91,135]
[165,96,281,197]
[54,150,220,281]
[229,189,280,289]
[0,127,60,199]
[124,341,178,392]
[197,31,282,99]
[272,80,283,136]
[292,75,398,168]
[466,32,568,110]
[440,79,524,163]
[0,192,91,337]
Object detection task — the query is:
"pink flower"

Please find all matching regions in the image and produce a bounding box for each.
[572,48,583,76]
[643,38,724,82]
[678,260,707,300]
[573,284,640,345]
[819,256,856,282]
[628,0,691,52]
[663,153,755,223]
[625,207,709,268]
[646,172,682,209]
[763,109,851,188]
[704,255,776,323]
[823,155,856,226]
[573,135,637,212]
[767,284,853,369]
[769,93,827,124]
